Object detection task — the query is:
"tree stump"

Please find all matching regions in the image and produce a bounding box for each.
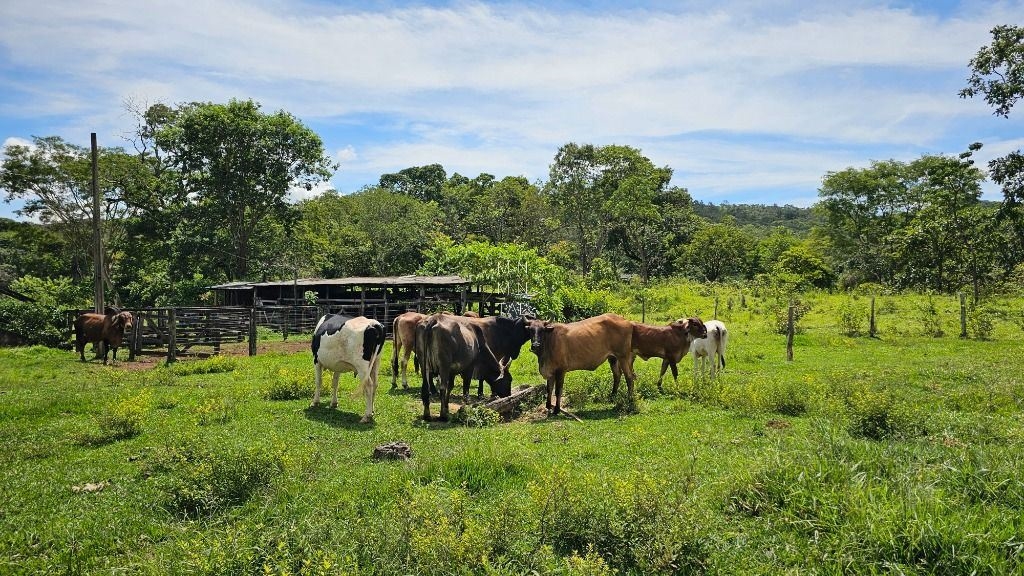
[373,441,413,461]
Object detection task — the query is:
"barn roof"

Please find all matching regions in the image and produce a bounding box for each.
[208,275,471,290]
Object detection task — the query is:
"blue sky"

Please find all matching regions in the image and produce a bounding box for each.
[1,0,1023,221]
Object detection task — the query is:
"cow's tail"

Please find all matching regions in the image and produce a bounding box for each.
[715,325,728,370]
[391,316,401,377]
[357,322,386,397]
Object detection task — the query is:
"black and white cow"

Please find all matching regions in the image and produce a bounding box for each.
[417,313,511,421]
[311,314,386,423]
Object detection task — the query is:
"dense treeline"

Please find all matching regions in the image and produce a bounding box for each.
[3,27,1024,322]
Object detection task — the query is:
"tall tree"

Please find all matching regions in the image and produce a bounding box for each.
[961,25,1024,275]
[682,216,753,282]
[379,164,447,204]
[156,99,334,280]
[0,136,151,300]
[547,143,671,274]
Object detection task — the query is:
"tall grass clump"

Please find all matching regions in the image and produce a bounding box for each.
[171,355,239,376]
[262,366,313,400]
[143,439,285,517]
[842,383,927,440]
[530,469,708,574]
[78,392,151,445]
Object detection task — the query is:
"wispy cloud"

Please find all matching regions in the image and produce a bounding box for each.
[2,0,1023,218]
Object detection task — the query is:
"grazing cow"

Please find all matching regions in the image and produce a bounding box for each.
[418,313,510,421]
[692,319,728,379]
[528,313,636,415]
[311,314,386,423]
[438,314,533,399]
[74,309,134,364]
[631,318,708,392]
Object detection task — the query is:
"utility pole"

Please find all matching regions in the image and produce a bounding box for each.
[91,133,104,313]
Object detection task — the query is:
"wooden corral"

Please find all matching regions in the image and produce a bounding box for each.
[210,275,522,336]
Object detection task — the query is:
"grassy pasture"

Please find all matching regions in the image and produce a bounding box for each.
[1,288,1023,575]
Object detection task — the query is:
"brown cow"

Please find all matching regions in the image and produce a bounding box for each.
[391,311,427,389]
[527,313,636,415]
[74,309,134,364]
[631,318,707,393]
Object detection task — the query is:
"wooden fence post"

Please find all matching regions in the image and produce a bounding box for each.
[714,296,719,319]
[282,306,290,341]
[128,311,140,361]
[167,308,177,364]
[786,305,794,361]
[249,308,257,356]
[869,297,877,338]
[959,293,968,339]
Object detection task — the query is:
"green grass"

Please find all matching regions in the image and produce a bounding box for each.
[1,288,1023,574]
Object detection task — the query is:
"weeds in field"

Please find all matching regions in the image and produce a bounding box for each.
[144,439,285,517]
[78,392,150,445]
[171,355,239,376]
[262,367,313,400]
[193,395,236,425]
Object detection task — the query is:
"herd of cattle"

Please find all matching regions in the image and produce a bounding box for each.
[72,306,730,423]
[311,310,729,423]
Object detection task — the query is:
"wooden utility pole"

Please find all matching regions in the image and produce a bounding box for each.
[786,305,795,361]
[869,297,877,338]
[959,293,968,339]
[91,133,104,313]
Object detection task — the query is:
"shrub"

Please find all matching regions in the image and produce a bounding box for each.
[766,379,810,416]
[557,284,609,321]
[193,396,237,426]
[844,386,925,440]
[913,295,944,337]
[769,298,810,335]
[0,299,66,347]
[144,440,285,517]
[454,404,501,427]
[836,298,865,336]
[968,303,995,340]
[263,367,313,401]
[170,355,239,376]
[80,392,151,445]
[531,470,708,573]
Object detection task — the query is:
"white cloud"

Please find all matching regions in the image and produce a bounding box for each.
[288,179,334,203]
[2,0,1024,210]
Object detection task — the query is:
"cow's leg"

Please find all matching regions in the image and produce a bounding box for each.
[360,373,376,424]
[402,349,415,389]
[545,376,555,412]
[312,363,324,406]
[421,363,432,421]
[391,341,400,389]
[657,359,671,393]
[77,339,86,362]
[101,340,110,365]
[609,357,621,400]
[477,377,484,398]
[462,374,471,403]
[709,350,718,379]
[553,372,565,415]
[329,371,341,409]
[439,374,453,422]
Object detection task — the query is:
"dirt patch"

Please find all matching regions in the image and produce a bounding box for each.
[107,339,312,370]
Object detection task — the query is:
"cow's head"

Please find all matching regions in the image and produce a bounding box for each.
[111,310,134,333]
[528,319,554,355]
[673,317,707,339]
[491,357,513,398]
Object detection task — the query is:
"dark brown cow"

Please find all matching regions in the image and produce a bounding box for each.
[527,313,636,414]
[74,309,134,364]
[418,314,510,421]
[631,318,707,392]
[435,314,533,399]
[391,310,485,389]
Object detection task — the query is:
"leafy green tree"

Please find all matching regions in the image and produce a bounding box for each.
[293,189,438,277]
[0,136,152,301]
[681,216,754,282]
[546,143,672,274]
[466,175,553,247]
[379,164,447,204]
[961,25,1024,277]
[0,219,69,283]
[155,99,334,280]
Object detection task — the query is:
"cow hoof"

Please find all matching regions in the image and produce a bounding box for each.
[360,416,374,424]
[329,402,338,409]
[310,401,320,408]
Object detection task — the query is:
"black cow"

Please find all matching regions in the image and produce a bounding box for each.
[418,314,512,421]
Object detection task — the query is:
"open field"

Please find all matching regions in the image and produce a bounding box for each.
[1,289,1023,574]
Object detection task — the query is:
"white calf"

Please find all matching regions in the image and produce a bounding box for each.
[311,314,385,423]
[691,319,728,379]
